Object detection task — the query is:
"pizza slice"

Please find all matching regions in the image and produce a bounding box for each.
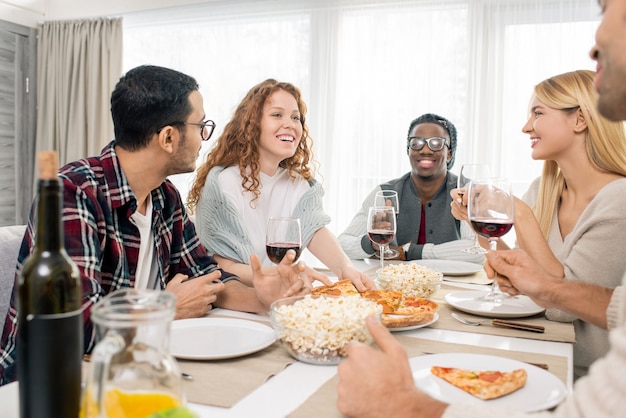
[380,311,435,328]
[431,366,527,400]
[360,290,403,313]
[396,296,439,315]
[311,279,359,296]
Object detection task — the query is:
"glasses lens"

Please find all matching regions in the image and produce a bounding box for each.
[202,121,215,141]
[427,137,445,151]
[409,138,425,151]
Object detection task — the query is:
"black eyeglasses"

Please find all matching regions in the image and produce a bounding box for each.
[407,136,450,152]
[157,119,216,141]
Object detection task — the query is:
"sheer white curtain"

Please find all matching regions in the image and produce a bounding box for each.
[36,18,123,166]
[468,0,600,197]
[123,0,599,235]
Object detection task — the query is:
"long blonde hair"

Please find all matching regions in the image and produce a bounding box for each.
[187,79,316,212]
[533,70,626,238]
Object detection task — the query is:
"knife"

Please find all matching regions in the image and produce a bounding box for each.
[491,319,545,333]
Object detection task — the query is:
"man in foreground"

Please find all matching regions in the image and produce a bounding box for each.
[336,0,626,416]
[0,65,310,385]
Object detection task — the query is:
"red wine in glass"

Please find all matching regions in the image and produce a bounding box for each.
[266,217,302,264]
[467,178,515,303]
[374,190,400,258]
[266,242,302,264]
[470,220,513,239]
[367,206,396,270]
[367,230,394,246]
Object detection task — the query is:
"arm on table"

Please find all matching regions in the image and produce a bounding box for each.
[308,227,375,291]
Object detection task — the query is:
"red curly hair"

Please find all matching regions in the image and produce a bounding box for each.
[187,79,316,212]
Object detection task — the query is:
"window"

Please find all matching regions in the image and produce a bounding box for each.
[123,0,600,235]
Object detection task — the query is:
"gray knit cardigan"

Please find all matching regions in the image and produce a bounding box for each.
[195,165,331,264]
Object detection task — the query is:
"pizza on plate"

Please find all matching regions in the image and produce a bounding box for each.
[397,296,439,314]
[310,279,360,296]
[431,366,527,400]
[310,280,439,328]
[360,289,403,313]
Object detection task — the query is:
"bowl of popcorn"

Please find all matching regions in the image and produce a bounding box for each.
[377,263,443,298]
[269,294,382,365]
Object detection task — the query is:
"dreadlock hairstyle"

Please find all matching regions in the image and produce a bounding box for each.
[187,79,315,212]
[406,113,458,169]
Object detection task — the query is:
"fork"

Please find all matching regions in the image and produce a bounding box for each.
[451,312,545,333]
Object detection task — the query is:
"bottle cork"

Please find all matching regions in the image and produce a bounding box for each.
[38,151,58,180]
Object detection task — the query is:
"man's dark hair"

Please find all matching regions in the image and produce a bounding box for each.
[110,65,200,151]
[406,113,458,170]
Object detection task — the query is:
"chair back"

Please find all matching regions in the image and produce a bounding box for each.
[0,225,26,331]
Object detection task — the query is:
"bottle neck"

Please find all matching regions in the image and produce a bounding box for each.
[36,178,63,251]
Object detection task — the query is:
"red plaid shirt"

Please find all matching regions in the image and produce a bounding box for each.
[0,141,234,385]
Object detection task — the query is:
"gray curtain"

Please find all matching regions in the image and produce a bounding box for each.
[35,17,122,166]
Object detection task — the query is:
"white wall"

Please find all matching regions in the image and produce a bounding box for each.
[0,0,207,27]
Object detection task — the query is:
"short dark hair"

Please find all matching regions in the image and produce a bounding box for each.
[406,113,458,169]
[110,65,199,151]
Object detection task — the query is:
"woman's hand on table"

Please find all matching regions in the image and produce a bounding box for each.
[166,271,225,319]
[338,264,376,291]
[337,315,447,418]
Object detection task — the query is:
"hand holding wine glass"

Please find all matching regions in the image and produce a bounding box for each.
[374,190,399,258]
[266,217,302,264]
[457,164,491,254]
[467,178,514,303]
[367,206,396,270]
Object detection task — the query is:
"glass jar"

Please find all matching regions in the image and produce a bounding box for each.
[81,288,183,418]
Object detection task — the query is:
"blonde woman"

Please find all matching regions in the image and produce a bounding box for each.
[187,79,374,291]
[453,69,626,378]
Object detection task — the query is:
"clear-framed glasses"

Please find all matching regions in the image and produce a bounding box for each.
[157,119,216,141]
[407,136,450,152]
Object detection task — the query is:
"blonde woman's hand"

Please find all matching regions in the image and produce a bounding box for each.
[449,188,469,222]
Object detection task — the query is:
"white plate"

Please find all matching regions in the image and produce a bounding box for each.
[411,353,567,412]
[388,312,439,332]
[170,317,276,360]
[411,260,483,276]
[445,291,545,318]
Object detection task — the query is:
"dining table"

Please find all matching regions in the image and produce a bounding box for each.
[0,258,575,418]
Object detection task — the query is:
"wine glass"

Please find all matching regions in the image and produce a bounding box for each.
[374,190,399,258]
[367,206,396,270]
[457,164,491,254]
[467,178,514,303]
[266,217,302,264]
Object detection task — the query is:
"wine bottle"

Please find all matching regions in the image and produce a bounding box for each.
[17,151,83,418]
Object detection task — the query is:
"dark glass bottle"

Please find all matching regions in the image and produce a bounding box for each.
[17,151,83,418]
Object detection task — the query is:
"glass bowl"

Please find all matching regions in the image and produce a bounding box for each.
[269,294,381,365]
[377,264,443,298]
